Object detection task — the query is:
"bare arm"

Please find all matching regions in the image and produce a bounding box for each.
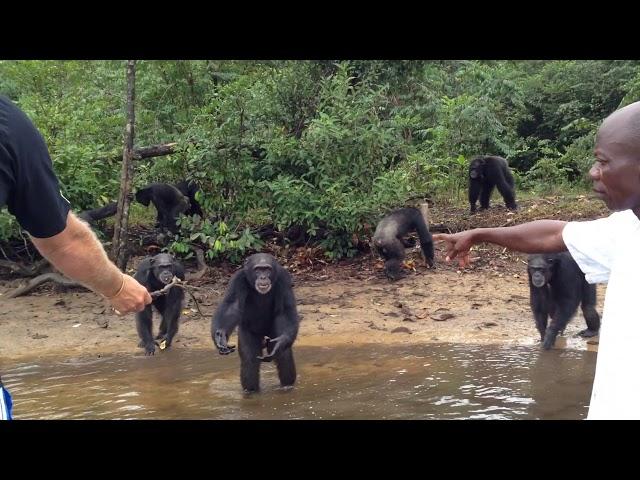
[29,211,152,314]
[432,220,567,268]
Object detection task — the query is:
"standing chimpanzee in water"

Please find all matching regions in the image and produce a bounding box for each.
[174,180,204,218]
[468,155,518,213]
[212,253,299,393]
[135,183,190,233]
[134,253,185,355]
[527,252,600,350]
[372,207,435,280]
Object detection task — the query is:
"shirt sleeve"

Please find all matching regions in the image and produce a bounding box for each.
[1,101,70,238]
[562,211,632,284]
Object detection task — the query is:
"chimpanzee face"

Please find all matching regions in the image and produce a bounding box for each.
[469,158,485,180]
[527,255,557,288]
[151,253,176,285]
[245,254,276,295]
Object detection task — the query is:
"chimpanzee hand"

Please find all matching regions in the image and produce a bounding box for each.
[214,330,236,355]
[257,335,287,362]
[144,341,157,356]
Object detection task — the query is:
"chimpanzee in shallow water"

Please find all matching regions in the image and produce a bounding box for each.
[372,207,435,280]
[135,183,190,233]
[527,252,600,350]
[468,155,517,213]
[174,180,204,218]
[134,253,185,355]
[212,253,299,393]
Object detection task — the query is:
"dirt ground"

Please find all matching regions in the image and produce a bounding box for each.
[0,195,608,363]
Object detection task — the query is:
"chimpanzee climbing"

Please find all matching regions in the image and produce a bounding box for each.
[372,207,435,280]
[135,183,190,233]
[212,253,299,393]
[527,252,600,350]
[468,155,518,213]
[174,180,204,217]
[133,253,185,355]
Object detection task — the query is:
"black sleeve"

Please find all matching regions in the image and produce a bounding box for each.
[0,97,71,238]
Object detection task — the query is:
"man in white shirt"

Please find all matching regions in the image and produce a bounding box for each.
[433,100,640,420]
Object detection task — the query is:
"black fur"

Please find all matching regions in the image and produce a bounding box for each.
[372,207,435,280]
[135,183,190,232]
[174,180,204,217]
[468,155,517,213]
[133,253,185,355]
[212,253,299,393]
[527,252,600,350]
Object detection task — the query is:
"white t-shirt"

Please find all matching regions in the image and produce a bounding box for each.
[563,209,640,420]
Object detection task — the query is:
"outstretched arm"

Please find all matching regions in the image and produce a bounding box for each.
[30,212,152,314]
[432,220,567,268]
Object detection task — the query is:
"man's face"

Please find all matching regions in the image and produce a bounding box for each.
[590,117,640,211]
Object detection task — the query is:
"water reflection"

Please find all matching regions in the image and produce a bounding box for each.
[1,343,596,420]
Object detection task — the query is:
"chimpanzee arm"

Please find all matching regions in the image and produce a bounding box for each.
[211,271,247,355]
[258,268,299,362]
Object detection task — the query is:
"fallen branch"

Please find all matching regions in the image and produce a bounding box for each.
[7,273,85,298]
[0,258,50,277]
[186,247,208,281]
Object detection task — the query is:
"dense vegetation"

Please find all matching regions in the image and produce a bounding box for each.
[2,60,639,261]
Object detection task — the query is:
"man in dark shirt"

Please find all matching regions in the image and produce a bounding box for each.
[0,95,152,419]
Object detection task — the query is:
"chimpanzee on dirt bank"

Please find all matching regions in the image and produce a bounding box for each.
[468,155,517,213]
[372,207,435,280]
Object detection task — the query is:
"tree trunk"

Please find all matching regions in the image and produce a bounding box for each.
[111,60,137,271]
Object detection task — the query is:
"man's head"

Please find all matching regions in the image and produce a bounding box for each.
[591,101,640,212]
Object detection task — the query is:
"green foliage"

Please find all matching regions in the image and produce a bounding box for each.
[0,209,20,243]
[2,59,640,259]
[169,215,264,264]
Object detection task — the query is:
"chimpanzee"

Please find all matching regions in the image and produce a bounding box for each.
[174,180,204,217]
[133,253,185,355]
[468,155,517,213]
[527,252,600,350]
[372,207,435,280]
[78,201,118,225]
[212,253,299,393]
[135,183,190,233]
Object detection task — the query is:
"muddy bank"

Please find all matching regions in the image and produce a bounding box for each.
[0,258,604,363]
[0,195,608,363]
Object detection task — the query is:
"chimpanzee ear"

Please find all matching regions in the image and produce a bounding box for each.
[149,256,155,267]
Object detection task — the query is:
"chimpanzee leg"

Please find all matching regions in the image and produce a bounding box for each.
[579,283,601,337]
[136,305,156,355]
[156,315,168,340]
[495,177,517,210]
[530,288,550,343]
[479,183,493,210]
[469,182,481,213]
[238,327,263,393]
[160,290,183,349]
[544,306,574,350]
[274,348,297,388]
